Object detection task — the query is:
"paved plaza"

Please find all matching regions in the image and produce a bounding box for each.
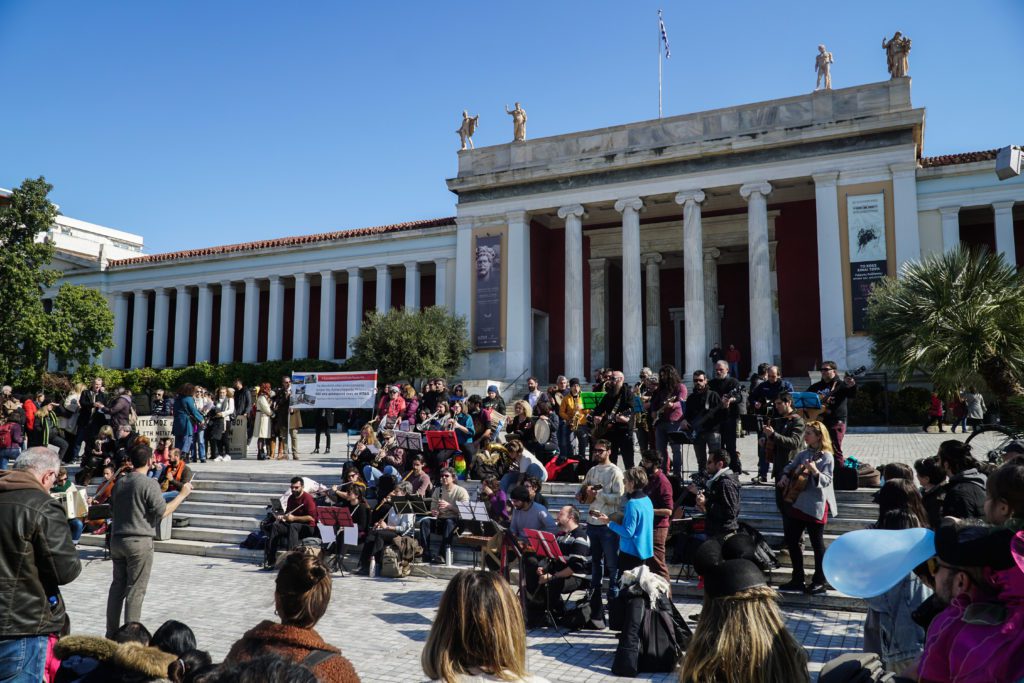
[55,428,975,681]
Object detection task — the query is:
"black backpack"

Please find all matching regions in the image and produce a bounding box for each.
[736,522,781,571]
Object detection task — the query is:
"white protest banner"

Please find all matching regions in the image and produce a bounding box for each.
[290,370,378,410]
[135,415,249,457]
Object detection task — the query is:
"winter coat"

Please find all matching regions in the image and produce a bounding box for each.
[53,634,177,682]
[171,395,204,439]
[961,392,986,421]
[225,620,360,683]
[0,470,81,636]
[254,395,274,440]
[864,573,931,669]
[941,468,987,520]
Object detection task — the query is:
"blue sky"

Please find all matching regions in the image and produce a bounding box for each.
[2,1,1022,254]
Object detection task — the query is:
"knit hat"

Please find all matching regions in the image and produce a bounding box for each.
[487,385,498,394]
[935,518,1014,570]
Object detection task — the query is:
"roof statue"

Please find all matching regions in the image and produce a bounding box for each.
[882,31,911,79]
[505,102,527,142]
[815,44,833,91]
[456,110,479,151]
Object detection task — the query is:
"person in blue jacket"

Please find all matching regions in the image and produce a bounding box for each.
[592,466,654,573]
[172,384,205,461]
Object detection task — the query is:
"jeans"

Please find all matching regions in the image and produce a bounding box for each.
[587,523,620,620]
[500,463,545,494]
[418,517,458,560]
[654,421,683,477]
[0,635,48,683]
[193,430,206,462]
[162,491,179,503]
[0,447,19,471]
[728,361,739,378]
[68,518,84,543]
[175,430,194,458]
[106,535,155,637]
[363,465,400,487]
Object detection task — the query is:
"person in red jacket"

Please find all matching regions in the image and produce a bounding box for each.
[923,392,946,433]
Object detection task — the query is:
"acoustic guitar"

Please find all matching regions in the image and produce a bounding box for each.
[782,454,823,504]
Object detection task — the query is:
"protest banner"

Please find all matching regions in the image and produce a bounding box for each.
[290,370,378,410]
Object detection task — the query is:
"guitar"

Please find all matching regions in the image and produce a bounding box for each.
[818,366,867,416]
[589,411,620,441]
[782,454,823,504]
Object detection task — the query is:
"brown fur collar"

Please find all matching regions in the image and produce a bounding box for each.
[55,634,177,678]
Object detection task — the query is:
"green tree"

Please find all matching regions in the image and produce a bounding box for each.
[49,284,114,370]
[349,306,471,385]
[0,177,115,384]
[866,246,1024,401]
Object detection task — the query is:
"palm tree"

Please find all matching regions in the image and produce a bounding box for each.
[866,246,1024,402]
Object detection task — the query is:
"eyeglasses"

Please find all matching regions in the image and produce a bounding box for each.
[440,473,453,479]
[593,448,609,454]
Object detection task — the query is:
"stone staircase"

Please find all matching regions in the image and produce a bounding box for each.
[78,469,876,612]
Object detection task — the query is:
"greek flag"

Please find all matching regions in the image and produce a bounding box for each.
[659,10,671,59]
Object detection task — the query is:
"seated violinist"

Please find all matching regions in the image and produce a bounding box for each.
[355,481,416,576]
[157,448,194,502]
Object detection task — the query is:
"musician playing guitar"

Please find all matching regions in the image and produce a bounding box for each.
[759,392,806,509]
[590,371,635,469]
[709,361,742,474]
[748,365,794,484]
[806,360,858,463]
[649,365,688,478]
[680,370,722,475]
[775,421,838,595]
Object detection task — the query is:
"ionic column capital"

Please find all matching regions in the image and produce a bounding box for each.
[588,257,608,270]
[939,206,962,218]
[992,200,1016,214]
[557,204,586,220]
[404,261,419,271]
[614,196,644,214]
[243,277,257,286]
[811,171,840,188]
[132,288,146,297]
[674,189,706,206]
[375,264,389,275]
[740,182,773,200]
[267,275,280,284]
[703,247,721,261]
[176,284,190,294]
[641,253,663,266]
[293,272,309,282]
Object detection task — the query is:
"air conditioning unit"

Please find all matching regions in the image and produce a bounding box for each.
[996,145,1022,181]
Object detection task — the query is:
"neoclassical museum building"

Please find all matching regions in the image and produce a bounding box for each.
[23,78,1024,383]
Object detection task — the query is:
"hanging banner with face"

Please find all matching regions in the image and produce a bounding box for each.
[289,371,378,409]
[846,192,887,332]
[474,232,504,349]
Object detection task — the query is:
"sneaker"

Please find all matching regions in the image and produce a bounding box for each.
[776,579,806,593]
[805,581,827,595]
[429,555,444,565]
[750,475,768,485]
[587,618,607,631]
[223,455,231,461]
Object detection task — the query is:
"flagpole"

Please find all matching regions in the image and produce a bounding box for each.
[658,14,663,118]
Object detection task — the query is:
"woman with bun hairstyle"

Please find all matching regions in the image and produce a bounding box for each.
[224,550,360,682]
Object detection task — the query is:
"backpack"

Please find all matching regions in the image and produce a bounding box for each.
[736,522,781,571]
[380,544,411,578]
[0,423,14,450]
[240,530,267,550]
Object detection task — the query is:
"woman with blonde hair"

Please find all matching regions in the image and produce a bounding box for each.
[776,420,838,595]
[422,570,549,683]
[507,400,533,440]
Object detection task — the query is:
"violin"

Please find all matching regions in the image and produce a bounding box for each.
[92,463,130,505]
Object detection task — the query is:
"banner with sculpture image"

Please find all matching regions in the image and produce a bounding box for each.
[473,231,504,349]
[289,370,378,409]
[846,192,887,332]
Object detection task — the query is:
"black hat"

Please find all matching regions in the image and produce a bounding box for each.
[704,559,767,599]
[693,539,723,576]
[935,519,1014,570]
[722,533,757,563]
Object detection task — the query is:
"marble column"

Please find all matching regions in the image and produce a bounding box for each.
[642,253,663,368]
[374,265,391,314]
[172,285,192,367]
[345,268,363,358]
[242,278,259,363]
[891,162,922,267]
[267,276,284,361]
[813,172,847,367]
[130,289,148,369]
[740,181,774,370]
[218,282,235,364]
[195,284,213,363]
[319,270,336,361]
[453,219,473,323]
[940,206,961,253]
[993,201,1017,264]
[434,258,449,310]
[588,258,608,374]
[110,293,129,368]
[559,203,586,380]
[703,248,721,355]
[152,288,171,368]
[506,210,533,376]
[292,273,310,359]
[615,197,644,380]
[675,190,706,377]
[404,262,421,311]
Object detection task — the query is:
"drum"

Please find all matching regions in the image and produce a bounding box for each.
[532,418,551,445]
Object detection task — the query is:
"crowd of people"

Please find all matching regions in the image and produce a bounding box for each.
[3,357,1024,682]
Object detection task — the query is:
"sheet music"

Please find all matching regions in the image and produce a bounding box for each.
[317,523,336,544]
[342,526,358,546]
[456,501,491,521]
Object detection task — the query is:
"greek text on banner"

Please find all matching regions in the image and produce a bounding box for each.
[290,370,378,410]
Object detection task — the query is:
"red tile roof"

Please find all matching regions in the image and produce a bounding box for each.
[108,216,455,267]
[920,149,1000,168]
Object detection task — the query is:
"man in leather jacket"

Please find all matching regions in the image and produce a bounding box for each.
[0,448,81,680]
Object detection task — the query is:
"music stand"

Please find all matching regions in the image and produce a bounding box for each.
[393,430,423,451]
[523,529,574,644]
[425,430,458,451]
[392,495,432,516]
[456,501,497,537]
[580,392,605,410]
[666,431,693,476]
[318,506,355,575]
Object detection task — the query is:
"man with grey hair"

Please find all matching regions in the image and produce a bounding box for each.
[0,448,81,681]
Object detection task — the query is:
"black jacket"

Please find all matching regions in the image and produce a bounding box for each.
[703,470,741,537]
[941,468,987,520]
[683,388,722,434]
[0,470,81,636]
[233,387,253,420]
[921,484,947,531]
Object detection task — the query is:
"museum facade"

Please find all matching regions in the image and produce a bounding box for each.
[41,78,1024,383]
